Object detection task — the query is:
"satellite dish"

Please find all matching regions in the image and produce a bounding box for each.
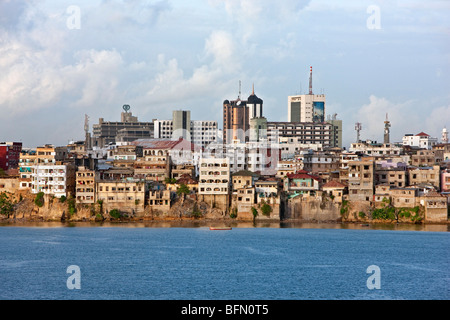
[123,104,130,112]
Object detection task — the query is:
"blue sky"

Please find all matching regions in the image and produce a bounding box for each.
[0,0,449,149]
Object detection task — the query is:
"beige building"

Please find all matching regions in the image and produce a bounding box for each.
[232,170,259,192]
[420,192,448,223]
[199,158,230,195]
[96,180,146,215]
[75,166,97,204]
[410,150,438,167]
[148,190,171,212]
[322,180,347,203]
[375,168,407,188]
[408,165,440,190]
[348,160,375,202]
[198,157,230,212]
[390,187,418,208]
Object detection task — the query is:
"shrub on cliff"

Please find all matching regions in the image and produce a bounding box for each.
[261,203,272,216]
[34,192,45,207]
[0,192,14,218]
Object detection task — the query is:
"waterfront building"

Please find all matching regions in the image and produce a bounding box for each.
[198,157,230,212]
[148,190,171,212]
[283,170,321,197]
[322,180,347,203]
[347,159,375,202]
[75,166,97,204]
[96,179,146,215]
[30,163,76,198]
[231,170,259,193]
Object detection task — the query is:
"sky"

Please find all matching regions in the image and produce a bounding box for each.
[0,0,449,149]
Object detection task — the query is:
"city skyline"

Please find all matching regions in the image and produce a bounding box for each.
[1,0,449,148]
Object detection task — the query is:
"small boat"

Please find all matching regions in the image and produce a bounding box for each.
[209,227,232,230]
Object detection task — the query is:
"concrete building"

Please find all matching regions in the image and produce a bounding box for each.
[148,190,171,212]
[267,122,334,149]
[408,166,440,190]
[223,86,262,144]
[402,132,438,150]
[349,141,402,158]
[154,110,218,149]
[96,180,146,215]
[231,170,259,192]
[198,157,230,213]
[283,171,321,197]
[390,187,418,208]
[92,106,154,148]
[375,168,407,188]
[410,149,438,167]
[198,157,230,195]
[441,169,450,193]
[75,166,97,204]
[302,150,340,174]
[420,191,448,223]
[347,160,375,202]
[326,114,343,149]
[30,163,76,198]
[0,142,22,172]
[288,94,326,123]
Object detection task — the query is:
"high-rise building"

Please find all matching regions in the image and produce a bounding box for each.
[288,67,326,123]
[172,110,191,140]
[92,105,154,148]
[154,110,217,149]
[223,85,263,144]
[288,94,326,123]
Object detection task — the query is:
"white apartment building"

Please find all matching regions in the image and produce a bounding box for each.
[31,163,76,198]
[154,110,218,148]
[402,132,438,150]
[349,140,402,157]
[198,157,230,195]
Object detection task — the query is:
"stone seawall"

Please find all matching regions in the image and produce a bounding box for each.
[283,197,342,222]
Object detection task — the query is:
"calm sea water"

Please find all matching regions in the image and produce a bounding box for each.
[0,222,448,300]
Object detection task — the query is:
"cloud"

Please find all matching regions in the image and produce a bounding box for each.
[355,95,449,144]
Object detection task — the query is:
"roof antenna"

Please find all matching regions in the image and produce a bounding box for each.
[309,66,313,95]
[238,80,241,100]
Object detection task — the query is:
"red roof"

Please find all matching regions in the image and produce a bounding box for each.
[322,180,346,189]
[416,132,430,137]
[287,173,321,181]
[131,138,201,151]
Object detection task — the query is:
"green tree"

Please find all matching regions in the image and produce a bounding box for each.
[176,184,190,196]
[0,192,14,218]
[251,207,258,220]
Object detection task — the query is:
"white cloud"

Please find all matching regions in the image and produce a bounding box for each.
[355,95,449,144]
